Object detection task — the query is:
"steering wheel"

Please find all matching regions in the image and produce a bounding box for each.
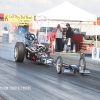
[25,33,35,41]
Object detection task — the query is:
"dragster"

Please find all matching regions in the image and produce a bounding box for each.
[14,33,90,75]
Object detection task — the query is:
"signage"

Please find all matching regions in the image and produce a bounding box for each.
[92,47,100,60]
[4,14,33,22]
[0,13,4,21]
[99,48,100,61]
[94,17,100,25]
[93,48,97,58]
[38,32,45,44]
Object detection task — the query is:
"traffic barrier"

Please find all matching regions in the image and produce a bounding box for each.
[2,33,9,43]
[0,36,2,43]
[72,43,76,53]
[9,34,16,43]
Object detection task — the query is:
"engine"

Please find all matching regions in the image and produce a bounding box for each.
[26,43,50,61]
[24,33,50,61]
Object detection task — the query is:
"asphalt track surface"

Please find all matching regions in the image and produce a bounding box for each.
[0,43,100,100]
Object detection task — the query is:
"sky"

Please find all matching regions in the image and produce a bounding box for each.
[0,0,100,16]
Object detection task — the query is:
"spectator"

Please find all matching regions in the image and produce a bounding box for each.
[66,23,74,52]
[62,31,67,52]
[55,24,63,52]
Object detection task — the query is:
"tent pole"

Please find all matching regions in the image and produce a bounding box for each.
[79,22,81,33]
[96,18,97,48]
[45,19,48,43]
[46,20,48,36]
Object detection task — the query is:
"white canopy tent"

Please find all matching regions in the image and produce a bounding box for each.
[36,1,98,48]
[36,1,97,22]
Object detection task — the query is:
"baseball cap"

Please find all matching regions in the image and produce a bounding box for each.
[66,23,70,26]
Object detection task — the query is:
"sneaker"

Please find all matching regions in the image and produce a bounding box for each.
[68,51,71,53]
[60,50,66,53]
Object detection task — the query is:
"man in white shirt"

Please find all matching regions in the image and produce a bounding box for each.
[55,24,63,52]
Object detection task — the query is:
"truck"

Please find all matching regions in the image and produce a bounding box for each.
[37,27,56,47]
[83,25,100,41]
[81,17,100,41]
[62,27,86,36]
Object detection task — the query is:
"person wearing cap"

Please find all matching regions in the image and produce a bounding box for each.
[66,23,74,52]
[55,24,63,52]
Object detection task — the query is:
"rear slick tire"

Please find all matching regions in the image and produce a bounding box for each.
[14,42,25,62]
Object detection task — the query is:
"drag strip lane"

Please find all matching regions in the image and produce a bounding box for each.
[0,58,100,100]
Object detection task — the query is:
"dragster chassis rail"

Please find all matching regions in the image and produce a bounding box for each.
[40,53,90,75]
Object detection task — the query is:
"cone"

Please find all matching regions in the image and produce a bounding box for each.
[50,41,54,54]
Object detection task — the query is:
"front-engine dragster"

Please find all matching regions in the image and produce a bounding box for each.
[14,33,90,75]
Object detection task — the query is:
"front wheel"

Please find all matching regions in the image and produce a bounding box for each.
[79,58,86,70]
[78,53,86,75]
[56,56,63,74]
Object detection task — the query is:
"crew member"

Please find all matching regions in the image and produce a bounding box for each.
[66,23,74,52]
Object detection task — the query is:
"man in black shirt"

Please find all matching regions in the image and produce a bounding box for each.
[66,23,74,52]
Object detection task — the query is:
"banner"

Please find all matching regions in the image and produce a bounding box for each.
[4,14,33,23]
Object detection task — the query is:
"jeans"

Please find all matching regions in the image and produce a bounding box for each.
[56,38,62,52]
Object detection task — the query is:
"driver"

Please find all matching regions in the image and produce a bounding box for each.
[25,32,35,41]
